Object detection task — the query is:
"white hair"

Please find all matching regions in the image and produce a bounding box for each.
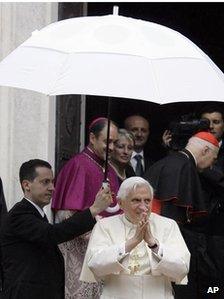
[186,136,219,152]
[117,176,154,200]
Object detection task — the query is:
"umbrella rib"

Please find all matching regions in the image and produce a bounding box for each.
[48,53,71,95]
[24,46,205,60]
[24,45,68,55]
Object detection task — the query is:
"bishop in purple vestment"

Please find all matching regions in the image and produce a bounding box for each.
[52,118,122,299]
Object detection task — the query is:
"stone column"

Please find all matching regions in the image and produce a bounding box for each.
[0,3,58,216]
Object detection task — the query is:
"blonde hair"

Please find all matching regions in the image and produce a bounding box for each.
[116,128,135,145]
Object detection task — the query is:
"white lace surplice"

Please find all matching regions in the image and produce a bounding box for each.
[56,210,102,299]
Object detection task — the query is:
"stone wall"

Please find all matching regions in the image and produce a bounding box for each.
[0,3,58,217]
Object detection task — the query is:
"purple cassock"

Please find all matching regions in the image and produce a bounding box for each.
[52,147,122,217]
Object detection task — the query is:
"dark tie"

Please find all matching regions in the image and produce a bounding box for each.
[134,154,143,177]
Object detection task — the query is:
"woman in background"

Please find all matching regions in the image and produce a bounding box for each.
[111,129,135,183]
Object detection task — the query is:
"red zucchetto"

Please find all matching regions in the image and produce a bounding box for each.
[193,131,219,147]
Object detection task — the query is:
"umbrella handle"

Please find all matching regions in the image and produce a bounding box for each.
[102,180,109,191]
[102,180,120,214]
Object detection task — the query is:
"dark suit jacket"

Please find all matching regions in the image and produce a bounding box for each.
[216,140,224,172]
[0,198,96,299]
[144,154,154,174]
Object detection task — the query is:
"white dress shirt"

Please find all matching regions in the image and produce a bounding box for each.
[25,197,45,218]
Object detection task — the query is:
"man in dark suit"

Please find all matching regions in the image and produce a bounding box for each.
[199,105,224,172]
[124,115,153,177]
[0,159,112,299]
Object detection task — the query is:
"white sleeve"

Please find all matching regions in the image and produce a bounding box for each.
[150,242,163,262]
[86,221,129,278]
[150,221,190,284]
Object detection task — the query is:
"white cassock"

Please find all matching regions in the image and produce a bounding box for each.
[80,213,190,299]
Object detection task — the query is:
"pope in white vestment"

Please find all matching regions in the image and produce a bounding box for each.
[80,177,190,299]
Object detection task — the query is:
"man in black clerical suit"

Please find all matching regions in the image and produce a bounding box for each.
[0,159,112,299]
[145,132,220,299]
[198,106,224,297]
[124,115,154,177]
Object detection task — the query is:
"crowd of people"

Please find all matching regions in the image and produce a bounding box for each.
[0,104,224,299]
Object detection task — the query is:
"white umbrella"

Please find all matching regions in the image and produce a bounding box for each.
[0,10,224,103]
[1,9,224,181]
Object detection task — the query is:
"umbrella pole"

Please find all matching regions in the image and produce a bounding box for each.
[103,3,118,183]
[104,97,111,182]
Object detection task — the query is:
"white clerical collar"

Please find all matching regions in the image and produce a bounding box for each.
[131,150,144,159]
[181,149,197,166]
[121,214,137,228]
[121,214,151,228]
[219,140,222,147]
[25,197,45,218]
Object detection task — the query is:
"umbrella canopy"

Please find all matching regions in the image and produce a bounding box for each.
[0,14,224,103]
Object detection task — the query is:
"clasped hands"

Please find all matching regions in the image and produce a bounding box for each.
[125,213,158,253]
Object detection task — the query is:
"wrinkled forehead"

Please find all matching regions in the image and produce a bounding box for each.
[127,184,152,199]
